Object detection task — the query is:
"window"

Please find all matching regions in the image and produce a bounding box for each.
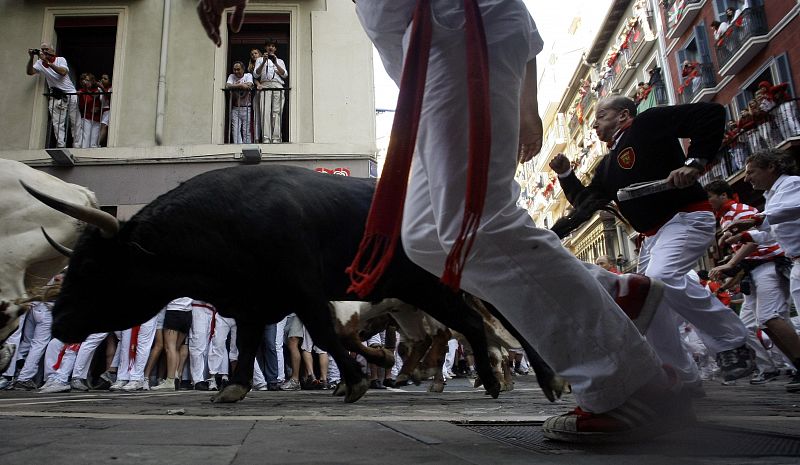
[734,54,796,114]
[46,16,117,148]
[226,13,290,144]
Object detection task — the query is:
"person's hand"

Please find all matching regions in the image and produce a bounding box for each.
[666,166,702,189]
[549,153,571,175]
[518,113,543,163]
[725,231,754,245]
[709,263,734,281]
[723,218,758,235]
[268,54,277,63]
[197,0,248,47]
[718,230,733,249]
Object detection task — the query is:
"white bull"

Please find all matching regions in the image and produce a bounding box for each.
[0,159,97,346]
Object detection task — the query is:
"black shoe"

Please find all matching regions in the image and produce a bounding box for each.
[382,378,396,388]
[174,378,180,391]
[180,380,193,390]
[369,379,386,390]
[786,372,800,393]
[716,345,756,381]
[193,381,210,391]
[750,370,780,385]
[267,382,281,391]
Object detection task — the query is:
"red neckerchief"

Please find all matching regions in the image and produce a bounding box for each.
[608,119,634,150]
[42,53,57,67]
[347,0,491,297]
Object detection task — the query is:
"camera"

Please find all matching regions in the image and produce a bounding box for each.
[268,54,277,62]
[29,48,41,55]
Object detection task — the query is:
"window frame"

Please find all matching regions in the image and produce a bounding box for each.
[30,6,128,150]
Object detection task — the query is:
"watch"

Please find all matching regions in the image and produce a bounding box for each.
[684,158,707,171]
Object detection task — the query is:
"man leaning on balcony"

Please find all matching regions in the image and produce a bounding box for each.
[226,61,254,144]
[26,43,79,148]
[549,96,754,391]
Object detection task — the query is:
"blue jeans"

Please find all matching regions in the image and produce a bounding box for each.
[263,324,279,383]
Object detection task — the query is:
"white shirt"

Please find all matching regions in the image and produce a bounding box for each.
[356,0,543,85]
[255,56,287,85]
[164,297,194,312]
[33,57,77,93]
[226,72,254,106]
[749,175,800,258]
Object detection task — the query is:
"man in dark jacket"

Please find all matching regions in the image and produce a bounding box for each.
[550,96,753,389]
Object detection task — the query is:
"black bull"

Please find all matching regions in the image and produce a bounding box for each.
[26,165,559,403]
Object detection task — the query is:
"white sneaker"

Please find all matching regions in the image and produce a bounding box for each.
[39,380,70,394]
[150,379,174,391]
[143,379,150,391]
[109,380,128,391]
[207,378,218,391]
[121,380,145,392]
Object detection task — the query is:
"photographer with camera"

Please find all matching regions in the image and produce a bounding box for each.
[26,43,78,148]
[254,39,287,143]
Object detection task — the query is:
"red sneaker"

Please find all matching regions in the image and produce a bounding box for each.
[615,274,663,334]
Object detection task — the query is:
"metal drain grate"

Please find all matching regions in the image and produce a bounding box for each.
[459,422,800,456]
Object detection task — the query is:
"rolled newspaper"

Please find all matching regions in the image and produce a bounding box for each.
[616,179,672,201]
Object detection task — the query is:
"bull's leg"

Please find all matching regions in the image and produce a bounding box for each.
[212,319,262,403]
[395,337,431,385]
[300,304,368,403]
[412,327,450,384]
[478,300,567,402]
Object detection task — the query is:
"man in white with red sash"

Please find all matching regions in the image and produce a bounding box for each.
[196,0,691,443]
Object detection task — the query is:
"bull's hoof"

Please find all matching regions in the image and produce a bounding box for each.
[0,343,16,373]
[332,381,347,397]
[500,380,515,392]
[539,374,570,402]
[344,378,369,403]
[211,384,248,403]
[395,374,411,386]
[473,376,483,389]
[485,382,501,399]
[428,382,445,393]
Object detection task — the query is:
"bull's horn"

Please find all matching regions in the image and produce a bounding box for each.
[40,227,73,257]
[20,180,120,238]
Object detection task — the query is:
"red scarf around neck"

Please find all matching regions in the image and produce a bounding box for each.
[347,0,491,297]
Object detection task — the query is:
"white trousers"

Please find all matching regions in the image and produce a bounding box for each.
[261,81,285,142]
[17,303,52,381]
[48,95,78,148]
[230,106,253,144]
[2,314,27,377]
[189,306,215,383]
[638,211,747,383]
[791,261,800,313]
[72,332,111,380]
[42,338,79,384]
[117,316,158,382]
[276,316,287,382]
[394,3,662,412]
[76,118,101,148]
[742,261,791,326]
[208,315,237,375]
[443,338,458,374]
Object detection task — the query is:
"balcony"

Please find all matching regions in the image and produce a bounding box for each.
[222,87,290,144]
[700,99,800,184]
[568,111,580,137]
[628,17,656,64]
[636,82,669,113]
[43,90,111,149]
[666,0,705,40]
[540,117,568,164]
[616,48,639,88]
[717,6,769,76]
[678,62,717,104]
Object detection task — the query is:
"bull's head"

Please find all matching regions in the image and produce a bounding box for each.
[20,182,160,342]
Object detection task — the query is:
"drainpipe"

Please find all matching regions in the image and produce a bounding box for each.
[155,0,171,145]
